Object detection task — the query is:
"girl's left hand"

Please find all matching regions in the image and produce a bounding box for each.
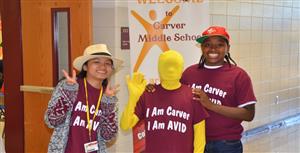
[104,81,120,97]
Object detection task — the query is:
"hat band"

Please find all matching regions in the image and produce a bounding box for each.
[91,52,111,56]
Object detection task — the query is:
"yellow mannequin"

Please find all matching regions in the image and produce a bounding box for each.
[121,50,206,153]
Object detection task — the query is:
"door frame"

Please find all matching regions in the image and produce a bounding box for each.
[0,0,24,152]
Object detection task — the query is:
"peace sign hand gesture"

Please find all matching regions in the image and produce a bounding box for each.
[62,69,77,85]
[104,81,120,97]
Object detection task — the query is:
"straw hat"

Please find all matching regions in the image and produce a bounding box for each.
[73,44,123,72]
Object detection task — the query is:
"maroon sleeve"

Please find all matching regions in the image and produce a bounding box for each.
[235,70,257,106]
[134,93,146,120]
[98,99,118,141]
[47,96,71,126]
[192,100,209,125]
[44,80,78,127]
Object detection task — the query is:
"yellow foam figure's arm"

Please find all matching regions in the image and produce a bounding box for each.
[194,120,206,153]
[120,102,139,130]
[120,72,147,131]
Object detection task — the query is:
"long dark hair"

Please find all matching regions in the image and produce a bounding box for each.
[198,37,237,68]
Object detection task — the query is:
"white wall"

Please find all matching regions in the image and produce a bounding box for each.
[93,1,132,152]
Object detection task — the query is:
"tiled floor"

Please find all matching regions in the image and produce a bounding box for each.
[244,124,300,153]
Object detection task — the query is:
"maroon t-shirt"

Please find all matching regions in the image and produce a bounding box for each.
[65,79,102,153]
[135,84,208,153]
[181,64,257,141]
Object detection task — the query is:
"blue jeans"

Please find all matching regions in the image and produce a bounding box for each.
[205,140,243,153]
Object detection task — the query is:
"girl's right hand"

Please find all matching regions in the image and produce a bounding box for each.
[62,69,77,85]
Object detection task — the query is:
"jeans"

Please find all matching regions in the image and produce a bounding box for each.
[204,140,243,153]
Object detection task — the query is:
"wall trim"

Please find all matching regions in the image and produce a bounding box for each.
[243,113,300,143]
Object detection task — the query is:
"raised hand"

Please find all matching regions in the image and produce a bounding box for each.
[62,69,77,85]
[192,88,213,109]
[126,72,147,102]
[104,80,120,97]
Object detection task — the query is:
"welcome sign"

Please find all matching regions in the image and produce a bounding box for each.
[128,0,209,80]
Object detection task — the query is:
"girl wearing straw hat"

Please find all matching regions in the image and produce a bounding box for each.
[44,44,123,153]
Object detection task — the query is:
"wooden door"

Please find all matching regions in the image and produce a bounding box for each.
[1,1,24,152]
[1,0,92,153]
